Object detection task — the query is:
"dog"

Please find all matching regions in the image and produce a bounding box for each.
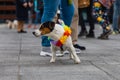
[33,21,80,64]
[6,20,18,29]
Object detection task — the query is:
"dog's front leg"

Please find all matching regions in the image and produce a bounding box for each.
[50,45,56,63]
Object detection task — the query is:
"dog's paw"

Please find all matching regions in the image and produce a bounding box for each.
[74,59,81,64]
[50,59,55,63]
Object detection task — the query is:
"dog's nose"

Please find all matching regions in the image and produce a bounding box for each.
[32,32,35,35]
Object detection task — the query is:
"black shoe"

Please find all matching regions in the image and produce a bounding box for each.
[21,30,27,33]
[73,44,86,50]
[78,30,87,37]
[98,30,112,40]
[86,30,95,38]
[86,33,95,38]
[17,30,27,33]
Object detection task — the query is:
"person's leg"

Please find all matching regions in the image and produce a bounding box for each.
[71,0,86,51]
[17,20,22,32]
[86,6,95,38]
[78,8,87,37]
[40,0,60,56]
[17,20,26,33]
[112,2,119,33]
[60,0,74,26]
[93,1,112,39]
[70,0,78,42]
[41,0,60,47]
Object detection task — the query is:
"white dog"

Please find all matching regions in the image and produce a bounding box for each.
[6,20,18,29]
[33,21,80,64]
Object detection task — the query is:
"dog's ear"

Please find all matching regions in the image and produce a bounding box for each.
[41,21,55,31]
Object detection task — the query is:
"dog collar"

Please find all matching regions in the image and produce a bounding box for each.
[48,23,71,47]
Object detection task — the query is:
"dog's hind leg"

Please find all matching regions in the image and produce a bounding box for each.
[50,45,56,63]
[69,46,81,64]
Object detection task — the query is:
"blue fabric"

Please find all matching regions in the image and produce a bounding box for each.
[41,0,74,47]
[112,0,120,31]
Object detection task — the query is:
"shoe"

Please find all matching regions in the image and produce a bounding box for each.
[112,30,119,35]
[78,30,87,37]
[63,50,69,54]
[56,51,64,57]
[40,47,52,56]
[98,35,109,40]
[40,51,52,56]
[21,30,27,33]
[73,44,86,50]
[86,31,95,38]
[75,48,81,54]
[97,30,112,40]
[17,30,27,33]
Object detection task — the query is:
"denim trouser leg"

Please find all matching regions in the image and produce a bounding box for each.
[60,0,74,26]
[41,0,60,47]
[112,3,119,31]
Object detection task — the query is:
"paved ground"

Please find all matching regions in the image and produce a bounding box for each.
[0,23,120,80]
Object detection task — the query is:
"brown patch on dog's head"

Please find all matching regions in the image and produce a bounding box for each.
[39,21,55,35]
[32,21,55,37]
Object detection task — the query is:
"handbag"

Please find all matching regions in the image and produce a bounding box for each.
[78,0,90,8]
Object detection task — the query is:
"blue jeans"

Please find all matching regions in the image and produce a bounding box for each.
[112,0,120,31]
[41,0,74,47]
[34,11,41,24]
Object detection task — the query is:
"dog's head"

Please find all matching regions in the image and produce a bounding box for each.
[33,21,55,37]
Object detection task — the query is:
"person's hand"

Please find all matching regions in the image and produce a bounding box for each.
[28,2,33,7]
[23,2,27,8]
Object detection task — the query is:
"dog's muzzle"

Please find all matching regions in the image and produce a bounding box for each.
[32,29,41,37]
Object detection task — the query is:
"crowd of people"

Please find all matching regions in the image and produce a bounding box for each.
[15,0,120,56]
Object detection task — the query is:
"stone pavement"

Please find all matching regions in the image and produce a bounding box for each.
[0,23,120,80]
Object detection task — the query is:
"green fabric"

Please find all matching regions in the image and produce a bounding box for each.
[68,0,72,5]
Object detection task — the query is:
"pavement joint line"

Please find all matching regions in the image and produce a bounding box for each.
[90,61,119,80]
[17,34,22,80]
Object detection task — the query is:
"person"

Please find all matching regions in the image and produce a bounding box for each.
[70,0,86,51]
[92,0,113,39]
[33,0,44,29]
[112,0,120,34]
[16,0,33,33]
[78,0,95,38]
[40,0,77,56]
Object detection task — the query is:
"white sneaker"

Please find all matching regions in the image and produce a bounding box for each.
[75,48,81,54]
[63,50,69,54]
[40,50,64,57]
[40,51,52,56]
[63,49,81,54]
[56,51,64,57]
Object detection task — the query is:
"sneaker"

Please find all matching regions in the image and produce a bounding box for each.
[73,44,86,50]
[40,51,52,56]
[78,30,88,37]
[75,48,81,54]
[63,50,69,54]
[63,49,81,54]
[56,51,64,57]
[40,47,52,56]
[112,30,119,35]
[40,50,64,57]
[98,30,112,40]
